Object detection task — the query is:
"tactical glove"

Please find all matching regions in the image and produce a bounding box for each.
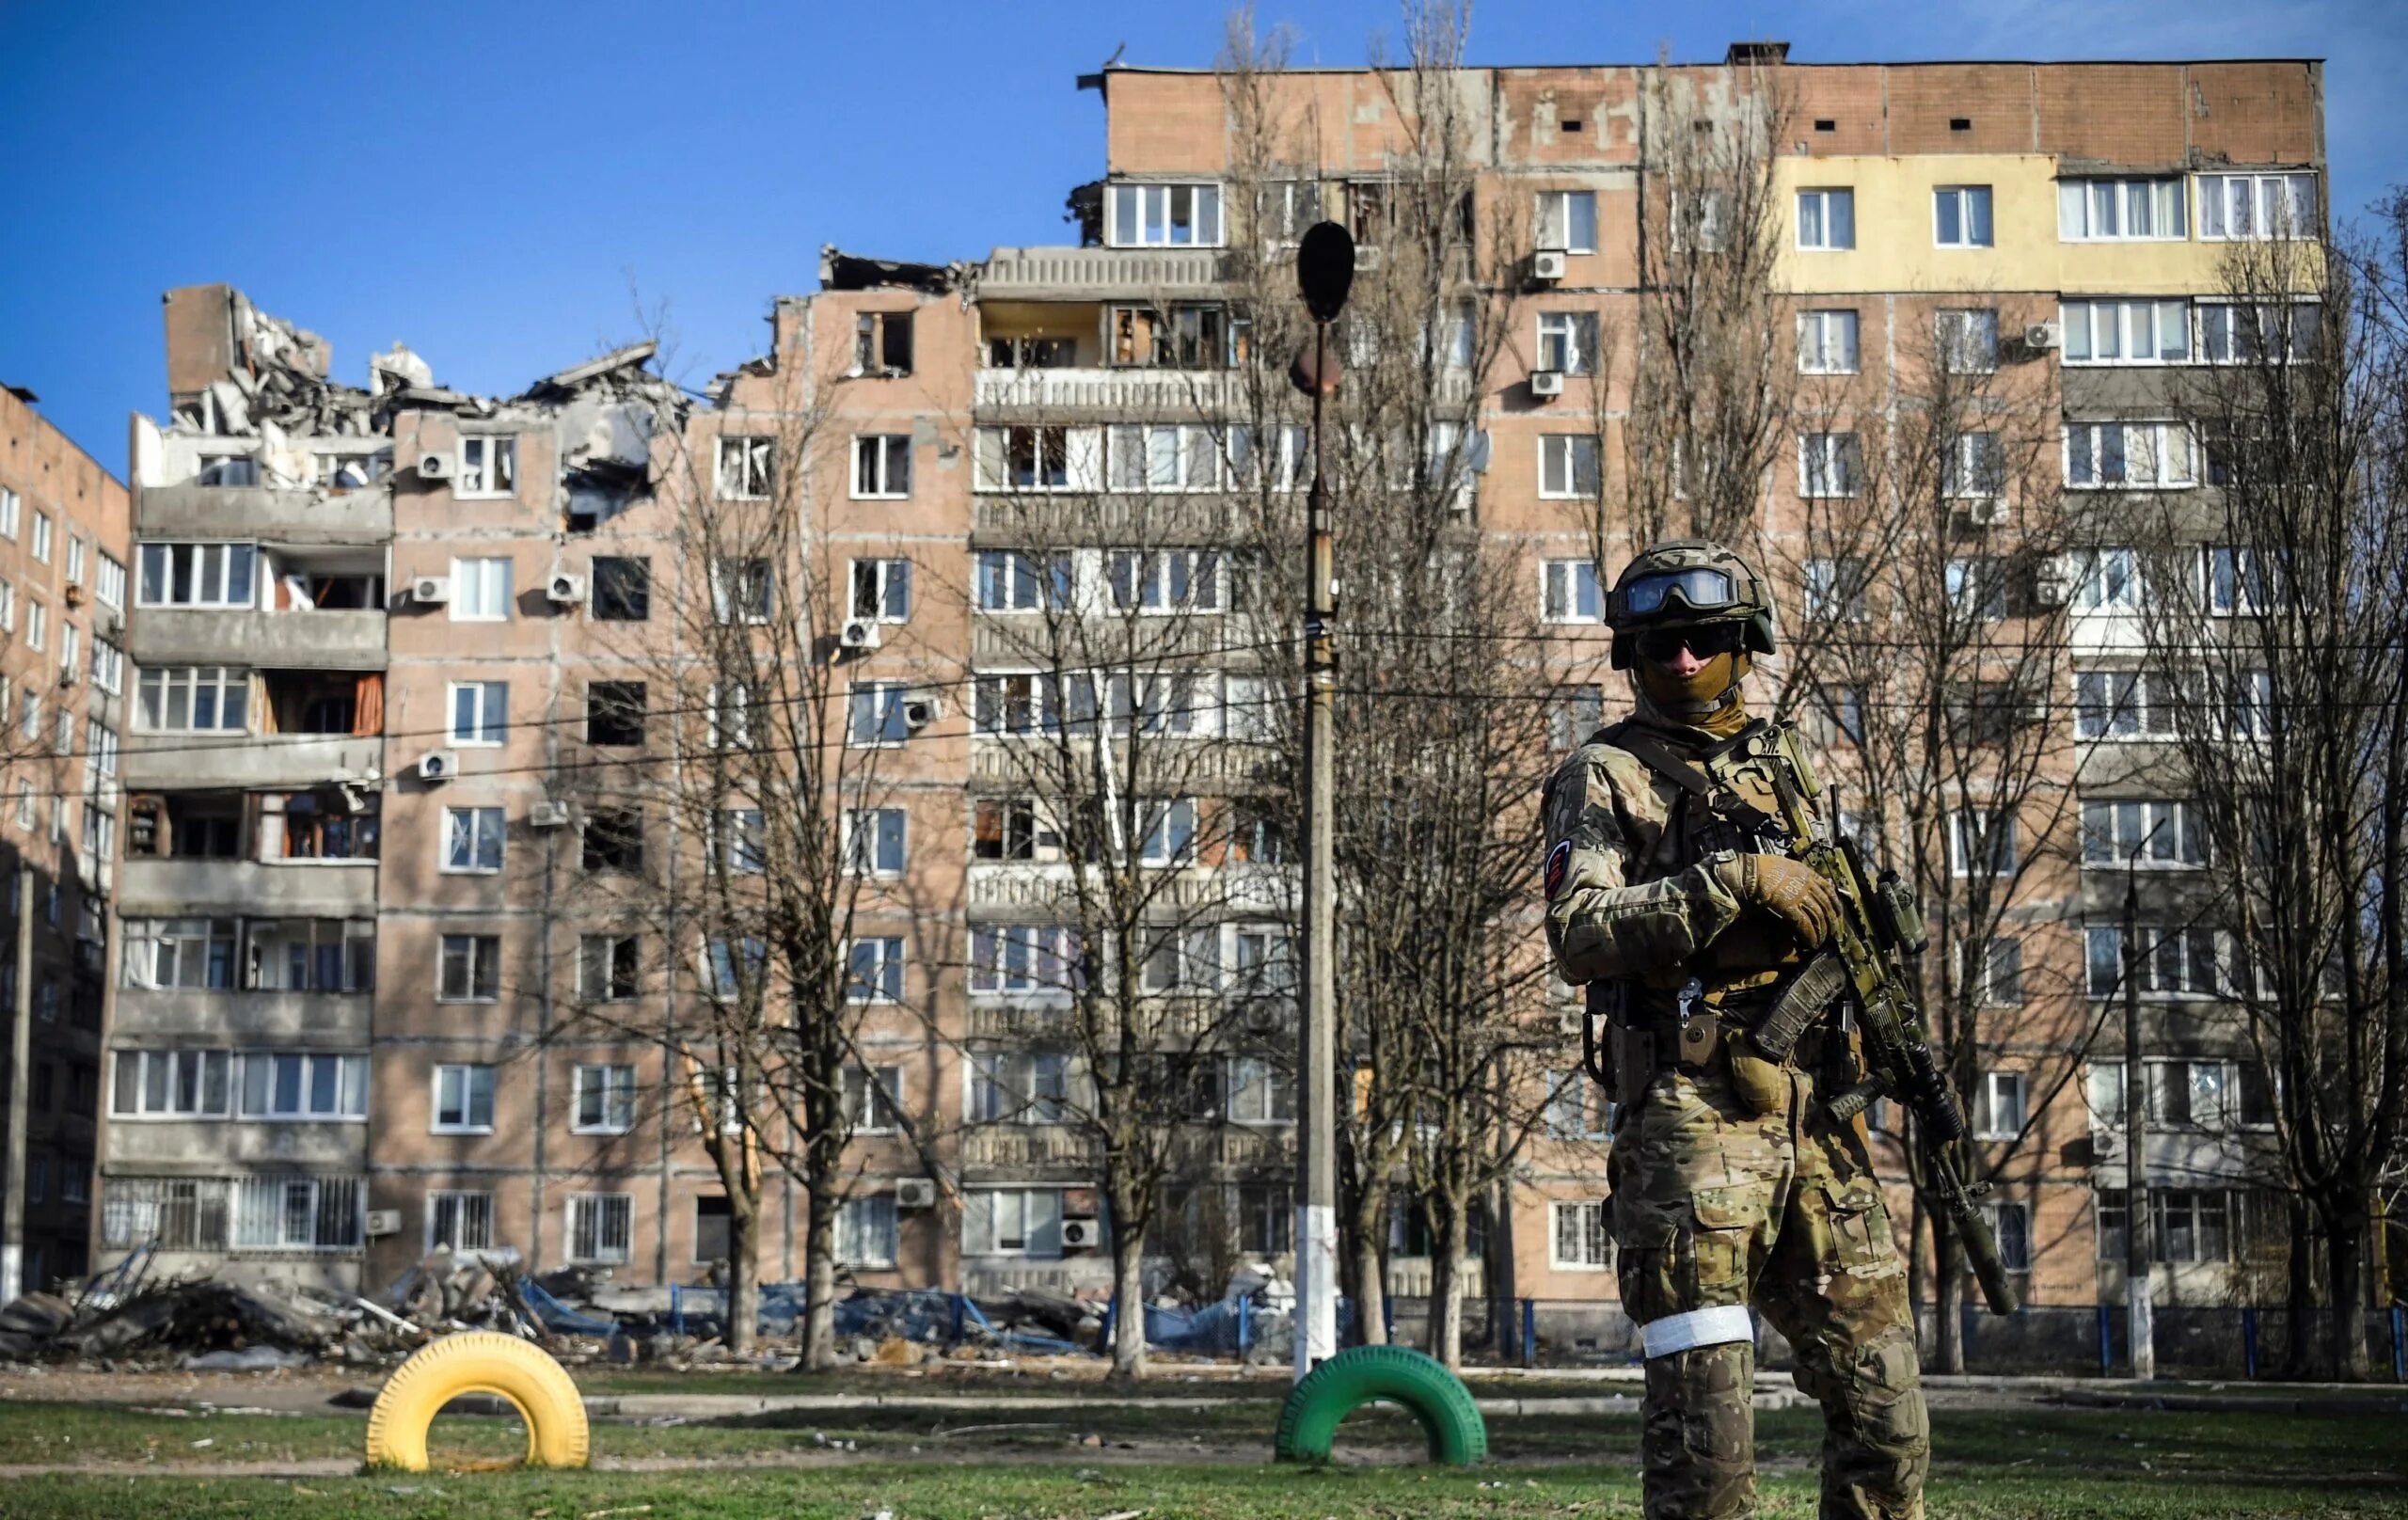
[1710,852,1844,950]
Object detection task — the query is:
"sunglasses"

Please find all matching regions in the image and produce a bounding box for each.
[1636,623,1747,662]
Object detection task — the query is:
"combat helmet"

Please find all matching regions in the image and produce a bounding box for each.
[1605,539,1778,671]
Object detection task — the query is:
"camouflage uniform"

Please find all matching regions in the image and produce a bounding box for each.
[1545,710,1929,1520]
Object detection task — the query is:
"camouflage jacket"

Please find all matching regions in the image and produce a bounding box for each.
[1542,716,1819,994]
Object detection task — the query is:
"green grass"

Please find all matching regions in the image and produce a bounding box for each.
[0,1397,2399,1517]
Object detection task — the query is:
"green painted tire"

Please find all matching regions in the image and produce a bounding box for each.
[1274,1345,1487,1465]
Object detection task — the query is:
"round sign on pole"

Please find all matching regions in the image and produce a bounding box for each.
[1297,221,1355,322]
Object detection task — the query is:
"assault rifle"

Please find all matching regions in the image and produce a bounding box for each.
[1757,746,2021,1316]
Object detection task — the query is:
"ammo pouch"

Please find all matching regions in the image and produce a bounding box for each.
[1748,951,1850,1062]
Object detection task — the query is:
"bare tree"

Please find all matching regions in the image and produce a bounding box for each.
[2133,198,2408,1377]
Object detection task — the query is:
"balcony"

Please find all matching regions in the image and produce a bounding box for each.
[119,855,376,917]
[135,483,392,546]
[960,1126,1101,1170]
[124,732,381,791]
[978,246,1224,300]
[108,988,373,1043]
[974,367,1236,418]
[131,609,387,672]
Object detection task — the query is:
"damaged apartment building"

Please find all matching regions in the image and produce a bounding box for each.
[90,46,2327,1323]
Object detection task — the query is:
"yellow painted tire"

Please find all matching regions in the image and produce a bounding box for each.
[364,1331,589,1472]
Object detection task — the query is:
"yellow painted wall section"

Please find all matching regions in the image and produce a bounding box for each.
[1771,155,2235,296]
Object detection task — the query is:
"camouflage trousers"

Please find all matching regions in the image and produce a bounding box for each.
[1610,1046,1929,1520]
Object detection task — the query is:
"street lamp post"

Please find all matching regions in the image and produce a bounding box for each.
[1289,221,1354,1378]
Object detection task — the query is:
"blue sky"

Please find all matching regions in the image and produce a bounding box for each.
[6,0,2400,471]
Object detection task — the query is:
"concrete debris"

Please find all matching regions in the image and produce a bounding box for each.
[818,245,962,293]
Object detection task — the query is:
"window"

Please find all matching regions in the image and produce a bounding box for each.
[988,333,1077,369]
[91,638,123,694]
[135,666,248,733]
[2151,1189,2236,1263]
[1107,424,1228,493]
[1671,188,1730,253]
[851,435,911,499]
[572,1063,637,1132]
[30,513,52,563]
[437,934,502,1003]
[53,706,71,755]
[231,1176,361,1251]
[1239,1182,1290,1256]
[2197,172,2317,241]
[1542,560,1602,623]
[1803,557,1868,622]
[110,1049,231,1117]
[428,1191,495,1251]
[714,807,765,874]
[974,425,1095,492]
[706,435,771,500]
[1548,686,1606,752]
[1535,189,1598,253]
[1937,309,2000,373]
[709,559,772,624]
[2072,547,2143,612]
[703,937,767,1000]
[431,1064,496,1132]
[238,1053,368,1120]
[59,621,79,685]
[846,936,904,1004]
[1108,548,1223,611]
[844,1065,902,1132]
[707,682,759,751]
[577,934,640,1003]
[849,558,911,623]
[1933,185,1994,247]
[2084,924,2225,999]
[1945,433,2004,499]
[837,1195,898,1266]
[1796,188,1855,250]
[973,799,1057,863]
[1108,302,1242,370]
[2059,177,2187,241]
[442,806,506,873]
[964,1187,1063,1256]
[585,681,646,746]
[848,682,911,746]
[244,919,375,991]
[24,600,42,652]
[1536,311,1599,374]
[1797,309,1860,373]
[449,557,513,621]
[1262,179,1323,244]
[566,1194,634,1264]
[2075,669,2179,740]
[968,924,1081,994]
[449,681,507,745]
[2064,421,2194,488]
[1981,1200,2033,1272]
[1231,926,1296,998]
[1798,432,1863,497]
[1230,424,1310,491]
[844,807,907,876]
[2061,298,2191,365]
[457,435,516,497]
[1972,1071,2027,1139]
[66,535,86,583]
[1136,798,1198,866]
[121,918,238,990]
[1963,935,2023,1005]
[1545,1070,1611,1140]
[2082,799,2206,867]
[1552,1199,1610,1269]
[1947,808,2017,877]
[2197,301,2320,364]
[2204,546,2270,617]
[137,544,257,608]
[196,454,257,487]
[1107,182,1223,246]
[0,489,15,536]
[854,310,914,376]
[20,689,38,741]
[592,557,650,620]
[1226,1056,1294,1125]
[1538,435,1600,499]
[581,808,643,871]
[974,550,1069,611]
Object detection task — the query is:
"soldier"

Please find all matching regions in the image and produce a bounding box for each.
[1542,540,1929,1520]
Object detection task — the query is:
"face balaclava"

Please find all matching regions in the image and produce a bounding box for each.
[1633,643,1753,742]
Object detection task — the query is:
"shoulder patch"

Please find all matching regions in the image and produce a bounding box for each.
[1544,838,1573,900]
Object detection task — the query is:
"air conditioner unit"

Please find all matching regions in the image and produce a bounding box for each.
[417,451,454,480]
[410,575,452,605]
[894,1178,938,1210]
[100,611,122,640]
[2091,1129,2125,1162]
[546,572,586,606]
[1060,1218,1100,1250]
[1529,369,1565,400]
[529,800,571,829]
[1961,496,2011,528]
[2032,555,2075,609]
[1352,244,1386,272]
[365,1209,403,1239]
[417,750,460,783]
[1530,249,1569,282]
[63,583,85,609]
[901,695,941,731]
[2023,322,2063,351]
[840,617,883,653]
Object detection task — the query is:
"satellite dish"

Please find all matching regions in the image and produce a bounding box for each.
[1296,221,1355,322]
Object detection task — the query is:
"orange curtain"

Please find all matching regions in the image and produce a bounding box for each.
[352,673,383,736]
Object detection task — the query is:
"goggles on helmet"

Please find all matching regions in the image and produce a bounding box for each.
[1616,566,1740,620]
